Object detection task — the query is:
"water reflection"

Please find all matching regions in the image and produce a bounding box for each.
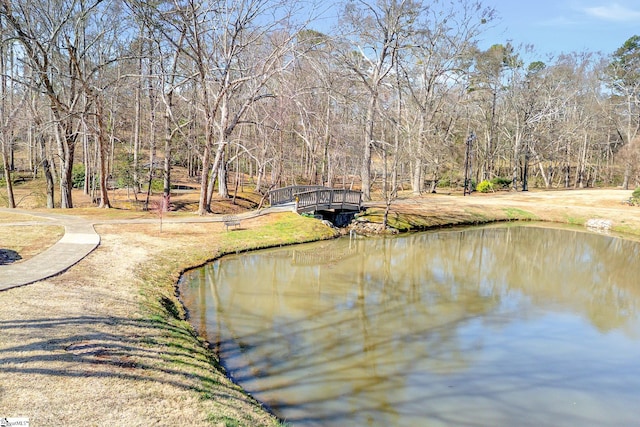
[180,225,640,426]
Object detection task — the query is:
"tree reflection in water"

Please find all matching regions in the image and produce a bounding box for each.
[180,225,640,427]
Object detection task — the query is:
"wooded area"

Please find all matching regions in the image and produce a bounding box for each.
[0,0,638,212]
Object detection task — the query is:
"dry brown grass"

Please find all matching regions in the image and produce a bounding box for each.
[0,211,334,426]
[0,212,43,223]
[4,173,257,213]
[0,225,64,262]
[364,188,640,238]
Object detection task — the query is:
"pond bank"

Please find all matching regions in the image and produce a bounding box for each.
[0,213,335,426]
[359,189,640,238]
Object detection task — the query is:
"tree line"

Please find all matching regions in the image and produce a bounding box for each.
[0,0,638,213]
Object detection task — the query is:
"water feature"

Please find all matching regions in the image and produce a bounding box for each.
[180,224,640,426]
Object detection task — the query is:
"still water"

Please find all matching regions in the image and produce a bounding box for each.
[180,225,640,426]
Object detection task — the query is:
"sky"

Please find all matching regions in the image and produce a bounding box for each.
[479,0,640,58]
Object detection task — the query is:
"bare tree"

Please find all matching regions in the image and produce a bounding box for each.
[468,43,522,181]
[606,35,640,190]
[0,15,16,207]
[336,0,418,200]
[140,0,309,214]
[1,0,86,207]
[401,0,494,194]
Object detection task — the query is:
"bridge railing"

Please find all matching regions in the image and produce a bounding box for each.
[269,185,326,206]
[296,188,362,213]
[268,185,362,212]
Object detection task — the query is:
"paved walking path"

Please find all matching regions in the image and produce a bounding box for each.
[0,205,296,291]
[0,209,101,291]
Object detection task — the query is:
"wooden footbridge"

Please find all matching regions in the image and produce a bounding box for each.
[268,186,362,226]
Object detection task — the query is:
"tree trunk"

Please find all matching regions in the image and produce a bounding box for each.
[429,161,439,193]
[1,144,15,208]
[145,70,157,210]
[522,151,529,191]
[255,164,263,193]
[55,123,76,209]
[322,94,332,186]
[82,120,90,195]
[412,157,422,194]
[96,98,111,208]
[39,135,54,208]
[205,140,227,207]
[576,133,588,188]
[622,166,631,190]
[218,159,228,198]
[163,143,171,211]
[512,134,521,191]
[198,140,212,215]
[361,94,376,201]
[0,28,14,208]
[232,152,240,205]
[206,94,231,205]
[162,99,172,211]
[537,161,550,188]
[485,89,497,180]
[59,154,74,208]
[530,147,550,188]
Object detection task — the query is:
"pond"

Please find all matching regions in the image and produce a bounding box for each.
[179,225,640,427]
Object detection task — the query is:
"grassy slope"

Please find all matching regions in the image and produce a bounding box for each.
[0,211,336,427]
[115,213,338,427]
[360,192,640,238]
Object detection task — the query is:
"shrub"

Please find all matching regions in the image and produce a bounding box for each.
[437,178,452,188]
[476,180,494,193]
[631,187,640,206]
[490,177,512,189]
[113,153,136,189]
[151,178,164,192]
[71,164,85,189]
[142,178,164,192]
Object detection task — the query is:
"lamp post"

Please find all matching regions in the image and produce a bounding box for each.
[463,132,475,196]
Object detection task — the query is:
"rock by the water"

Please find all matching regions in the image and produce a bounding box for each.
[348,220,399,235]
[585,218,612,231]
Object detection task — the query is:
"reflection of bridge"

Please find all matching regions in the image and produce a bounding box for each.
[261,244,360,266]
[291,245,359,266]
[269,186,363,226]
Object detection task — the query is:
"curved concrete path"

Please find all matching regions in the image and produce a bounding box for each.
[0,205,296,291]
[0,209,101,291]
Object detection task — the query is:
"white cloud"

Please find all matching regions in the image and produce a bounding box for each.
[584,3,640,22]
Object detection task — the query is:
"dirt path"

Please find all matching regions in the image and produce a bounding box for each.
[0,205,295,291]
[0,214,295,426]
